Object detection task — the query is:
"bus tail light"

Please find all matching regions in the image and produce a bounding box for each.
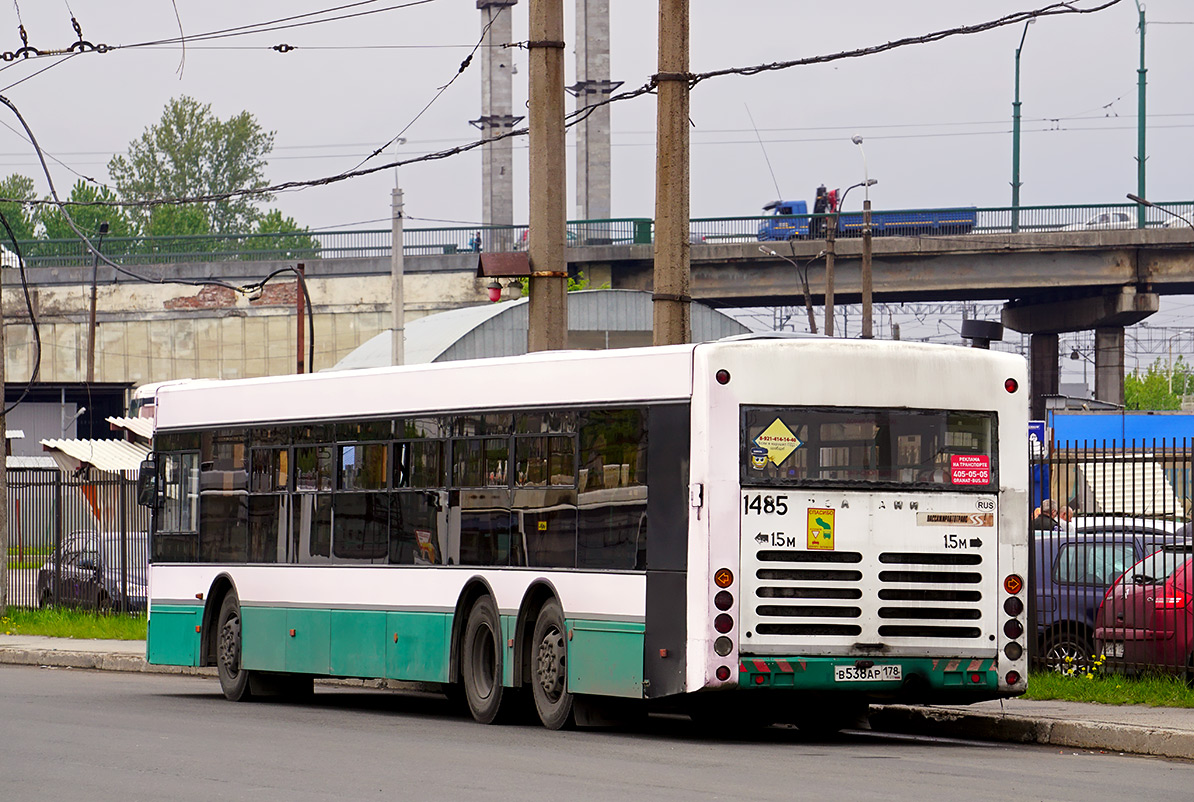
[714,636,733,656]
[714,568,734,588]
[1005,670,1021,686]
[715,665,732,682]
[714,614,733,634]
[1004,378,1019,393]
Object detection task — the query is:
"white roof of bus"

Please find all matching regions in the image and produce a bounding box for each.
[155,344,700,431]
[153,337,1026,432]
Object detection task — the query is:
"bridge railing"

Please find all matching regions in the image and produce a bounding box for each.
[8,203,1191,267]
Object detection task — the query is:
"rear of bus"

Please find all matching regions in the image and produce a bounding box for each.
[686,337,1028,720]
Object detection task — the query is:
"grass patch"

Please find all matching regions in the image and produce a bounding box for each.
[1027,670,1194,708]
[0,607,146,640]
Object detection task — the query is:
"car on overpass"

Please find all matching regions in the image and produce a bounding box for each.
[1062,211,1136,232]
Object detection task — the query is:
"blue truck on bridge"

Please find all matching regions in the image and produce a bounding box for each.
[758,186,978,241]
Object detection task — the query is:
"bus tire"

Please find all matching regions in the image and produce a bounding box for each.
[461,595,506,724]
[216,592,254,702]
[531,599,574,730]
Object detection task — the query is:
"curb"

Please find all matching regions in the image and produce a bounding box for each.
[870,705,1194,761]
[0,648,215,677]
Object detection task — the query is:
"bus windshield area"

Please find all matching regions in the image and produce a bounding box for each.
[742,406,996,491]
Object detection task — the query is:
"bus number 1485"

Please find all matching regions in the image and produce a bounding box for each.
[744,494,788,515]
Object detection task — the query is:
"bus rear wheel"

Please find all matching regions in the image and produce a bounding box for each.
[217,593,253,702]
[461,596,506,724]
[531,599,574,730]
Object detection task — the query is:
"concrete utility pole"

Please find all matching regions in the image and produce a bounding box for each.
[473,0,521,252]
[1135,0,1148,230]
[569,0,619,223]
[526,0,568,352]
[653,0,691,346]
[391,186,405,366]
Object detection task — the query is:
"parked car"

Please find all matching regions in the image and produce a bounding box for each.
[1095,545,1194,679]
[1061,211,1136,232]
[1034,520,1190,670]
[36,531,149,613]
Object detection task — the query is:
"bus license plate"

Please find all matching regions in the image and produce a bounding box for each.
[834,664,901,682]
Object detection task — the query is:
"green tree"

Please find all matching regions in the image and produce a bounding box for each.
[1124,357,1194,410]
[108,96,275,235]
[40,180,133,241]
[0,173,38,243]
[243,209,320,260]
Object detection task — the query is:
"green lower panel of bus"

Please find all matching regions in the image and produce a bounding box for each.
[147,604,204,666]
[738,656,998,692]
[148,602,645,696]
[239,607,453,683]
[566,619,645,698]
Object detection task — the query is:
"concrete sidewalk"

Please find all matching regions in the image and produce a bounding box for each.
[4,634,1194,759]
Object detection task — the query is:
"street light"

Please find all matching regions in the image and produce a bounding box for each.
[822,178,876,337]
[86,221,109,383]
[1011,19,1034,233]
[759,245,821,334]
[1127,193,1194,230]
[852,135,873,339]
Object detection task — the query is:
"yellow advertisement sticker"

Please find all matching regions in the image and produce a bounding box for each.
[807,508,835,551]
[754,418,802,468]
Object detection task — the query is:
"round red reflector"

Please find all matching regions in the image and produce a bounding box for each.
[754,674,765,685]
[716,665,732,682]
[1005,671,1021,686]
[714,590,733,611]
[1004,574,1024,595]
[714,614,733,634]
[1004,378,1019,393]
[715,369,731,385]
[970,672,983,684]
[714,568,734,589]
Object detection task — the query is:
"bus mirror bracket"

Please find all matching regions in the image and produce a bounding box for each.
[137,458,160,508]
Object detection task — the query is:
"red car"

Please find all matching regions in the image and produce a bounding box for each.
[1095,547,1194,678]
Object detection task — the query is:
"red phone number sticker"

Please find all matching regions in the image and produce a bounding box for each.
[950,455,990,485]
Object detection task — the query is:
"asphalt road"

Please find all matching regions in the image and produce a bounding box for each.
[3,666,1193,802]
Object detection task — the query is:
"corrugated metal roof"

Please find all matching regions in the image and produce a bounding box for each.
[7,455,58,469]
[39,438,150,474]
[106,416,154,440]
[331,289,749,370]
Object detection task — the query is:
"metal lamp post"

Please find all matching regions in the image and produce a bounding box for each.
[1128,193,1194,230]
[1011,19,1033,234]
[852,136,873,339]
[86,221,109,383]
[759,245,819,334]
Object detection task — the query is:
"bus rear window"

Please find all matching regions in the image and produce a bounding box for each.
[741,406,996,490]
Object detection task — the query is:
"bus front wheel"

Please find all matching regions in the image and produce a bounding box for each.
[217,593,253,702]
[531,599,574,730]
[462,596,506,724]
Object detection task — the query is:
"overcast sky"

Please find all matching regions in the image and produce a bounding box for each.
[0,0,1189,232]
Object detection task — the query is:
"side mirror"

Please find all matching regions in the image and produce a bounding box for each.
[137,458,160,508]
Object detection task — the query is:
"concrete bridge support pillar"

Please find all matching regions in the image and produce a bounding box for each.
[1004,286,1158,419]
[1094,327,1126,407]
[1030,333,1059,421]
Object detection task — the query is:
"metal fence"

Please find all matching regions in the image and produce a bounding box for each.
[1030,439,1194,680]
[4,469,149,615]
[12,201,1192,268]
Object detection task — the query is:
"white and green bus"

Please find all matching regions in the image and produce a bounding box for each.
[140,335,1029,730]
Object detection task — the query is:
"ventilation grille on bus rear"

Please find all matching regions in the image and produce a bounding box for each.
[749,550,985,641]
[753,551,864,637]
[875,552,983,639]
